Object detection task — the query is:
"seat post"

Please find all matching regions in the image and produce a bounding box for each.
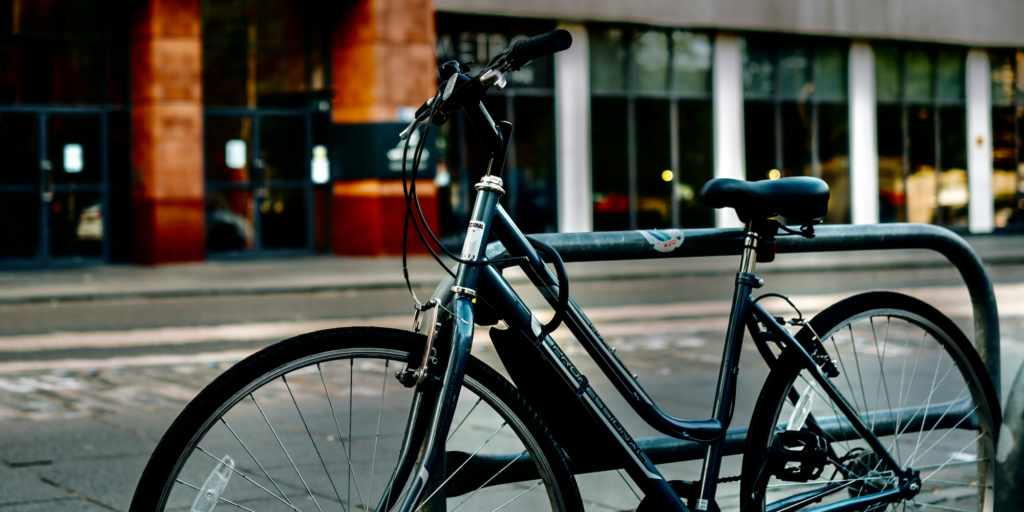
[739,218,758,275]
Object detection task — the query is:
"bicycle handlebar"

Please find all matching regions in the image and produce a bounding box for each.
[505,29,573,70]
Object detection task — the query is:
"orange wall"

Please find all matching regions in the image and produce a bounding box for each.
[131,0,206,264]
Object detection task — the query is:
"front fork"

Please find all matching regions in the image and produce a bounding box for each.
[381,178,503,512]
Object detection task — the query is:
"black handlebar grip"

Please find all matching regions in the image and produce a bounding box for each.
[507,29,572,68]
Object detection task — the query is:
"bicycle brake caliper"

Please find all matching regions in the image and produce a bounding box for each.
[397,299,441,388]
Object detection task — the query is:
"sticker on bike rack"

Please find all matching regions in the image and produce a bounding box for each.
[637,229,684,253]
[461,221,486,261]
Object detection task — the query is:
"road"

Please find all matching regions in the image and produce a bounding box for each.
[0,262,1022,511]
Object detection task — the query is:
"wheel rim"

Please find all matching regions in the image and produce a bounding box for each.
[758,308,997,512]
[154,347,566,511]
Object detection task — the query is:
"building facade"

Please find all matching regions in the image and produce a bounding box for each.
[0,0,1021,265]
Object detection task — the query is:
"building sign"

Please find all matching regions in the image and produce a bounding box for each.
[435,13,555,89]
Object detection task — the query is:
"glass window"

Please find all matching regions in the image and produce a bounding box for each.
[905,50,933,102]
[742,37,850,222]
[435,14,558,238]
[991,51,1024,228]
[672,31,711,96]
[876,46,973,227]
[202,0,309,108]
[632,29,669,93]
[875,46,902,102]
[590,27,628,93]
[744,102,776,181]
[677,100,713,227]
[635,99,672,227]
[816,45,847,100]
[877,105,905,222]
[778,45,812,100]
[936,50,965,103]
[591,98,630,230]
[818,104,850,225]
[743,39,774,98]
[590,25,715,229]
[991,51,1016,107]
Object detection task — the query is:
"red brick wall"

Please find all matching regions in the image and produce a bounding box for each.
[131,0,205,264]
[331,0,440,256]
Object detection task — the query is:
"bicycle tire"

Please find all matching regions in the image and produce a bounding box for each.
[741,292,1000,512]
[130,326,582,512]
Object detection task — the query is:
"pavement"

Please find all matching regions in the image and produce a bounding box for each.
[0,233,1020,305]
[0,233,1020,511]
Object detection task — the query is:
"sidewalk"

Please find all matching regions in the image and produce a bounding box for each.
[0,234,1020,305]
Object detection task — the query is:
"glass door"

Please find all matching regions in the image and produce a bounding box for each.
[0,111,108,263]
[205,113,312,253]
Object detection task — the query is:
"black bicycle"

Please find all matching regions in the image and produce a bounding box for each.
[131,30,1000,512]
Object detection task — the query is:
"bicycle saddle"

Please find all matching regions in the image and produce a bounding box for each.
[698,177,830,223]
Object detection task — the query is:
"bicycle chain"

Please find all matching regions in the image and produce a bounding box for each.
[719,474,743,483]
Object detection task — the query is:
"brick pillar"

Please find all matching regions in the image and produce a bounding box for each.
[330,0,439,255]
[131,0,205,264]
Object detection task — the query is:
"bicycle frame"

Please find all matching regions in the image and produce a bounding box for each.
[382,97,927,511]
[382,174,925,512]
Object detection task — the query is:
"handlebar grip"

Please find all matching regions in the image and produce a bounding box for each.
[506,29,572,68]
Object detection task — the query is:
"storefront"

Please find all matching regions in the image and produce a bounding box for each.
[1,0,1022,266]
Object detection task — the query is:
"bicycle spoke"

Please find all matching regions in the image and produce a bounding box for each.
[906,388,972,467]
[911,352,947,462]
[220,417,293,506]
[317,363,367,505]
[491,481,544,512]
[195,445,304,512]
[449,449,529,512]
[870,317,896,439]
[617,469,641,502]
[250,393,325,512]
[176,479,257,512]
[831,334,864,414]
[282,375,351,512]
[921,432,985,483]
[909,501,977,512]
[848,324,871,427]
[914,458,989,470]
[417,422,509,507]
[893,320,916,464]
[368,360,390,503]
[449,397,484,442]
[925,479,991,488]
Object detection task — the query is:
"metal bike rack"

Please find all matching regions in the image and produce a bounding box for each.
[515,222,1000,397]
[996,362,1024,510]
[466,223,1002,484]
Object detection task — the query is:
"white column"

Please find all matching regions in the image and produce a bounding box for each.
[848,42,879,225]
[966,49,994,233]
[712,34,745,228]
[555,23,592,233]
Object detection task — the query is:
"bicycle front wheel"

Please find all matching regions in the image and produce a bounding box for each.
[130,326,581,512]
[741,292,1000,512]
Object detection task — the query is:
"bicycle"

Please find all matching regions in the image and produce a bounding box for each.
[131,29,1000,512]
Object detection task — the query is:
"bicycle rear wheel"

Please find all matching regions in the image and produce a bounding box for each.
[130,327,581,512]
[741,292,1000,512]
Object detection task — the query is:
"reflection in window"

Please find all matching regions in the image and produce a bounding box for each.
[632,29,669,93]
[742,37,850,224]
[435,14,559,239]
[590,26,714,230]
[990,50,1024,228]
[201,0,315,108]
[875,46,968,226]
[590,27,628,93]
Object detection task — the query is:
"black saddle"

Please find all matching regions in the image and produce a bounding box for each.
[698,177,830,223]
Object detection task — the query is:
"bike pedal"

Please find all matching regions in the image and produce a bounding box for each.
[770,431,828,482]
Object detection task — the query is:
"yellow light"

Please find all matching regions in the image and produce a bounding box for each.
[661,170,674,182]
[768,169,781,180]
